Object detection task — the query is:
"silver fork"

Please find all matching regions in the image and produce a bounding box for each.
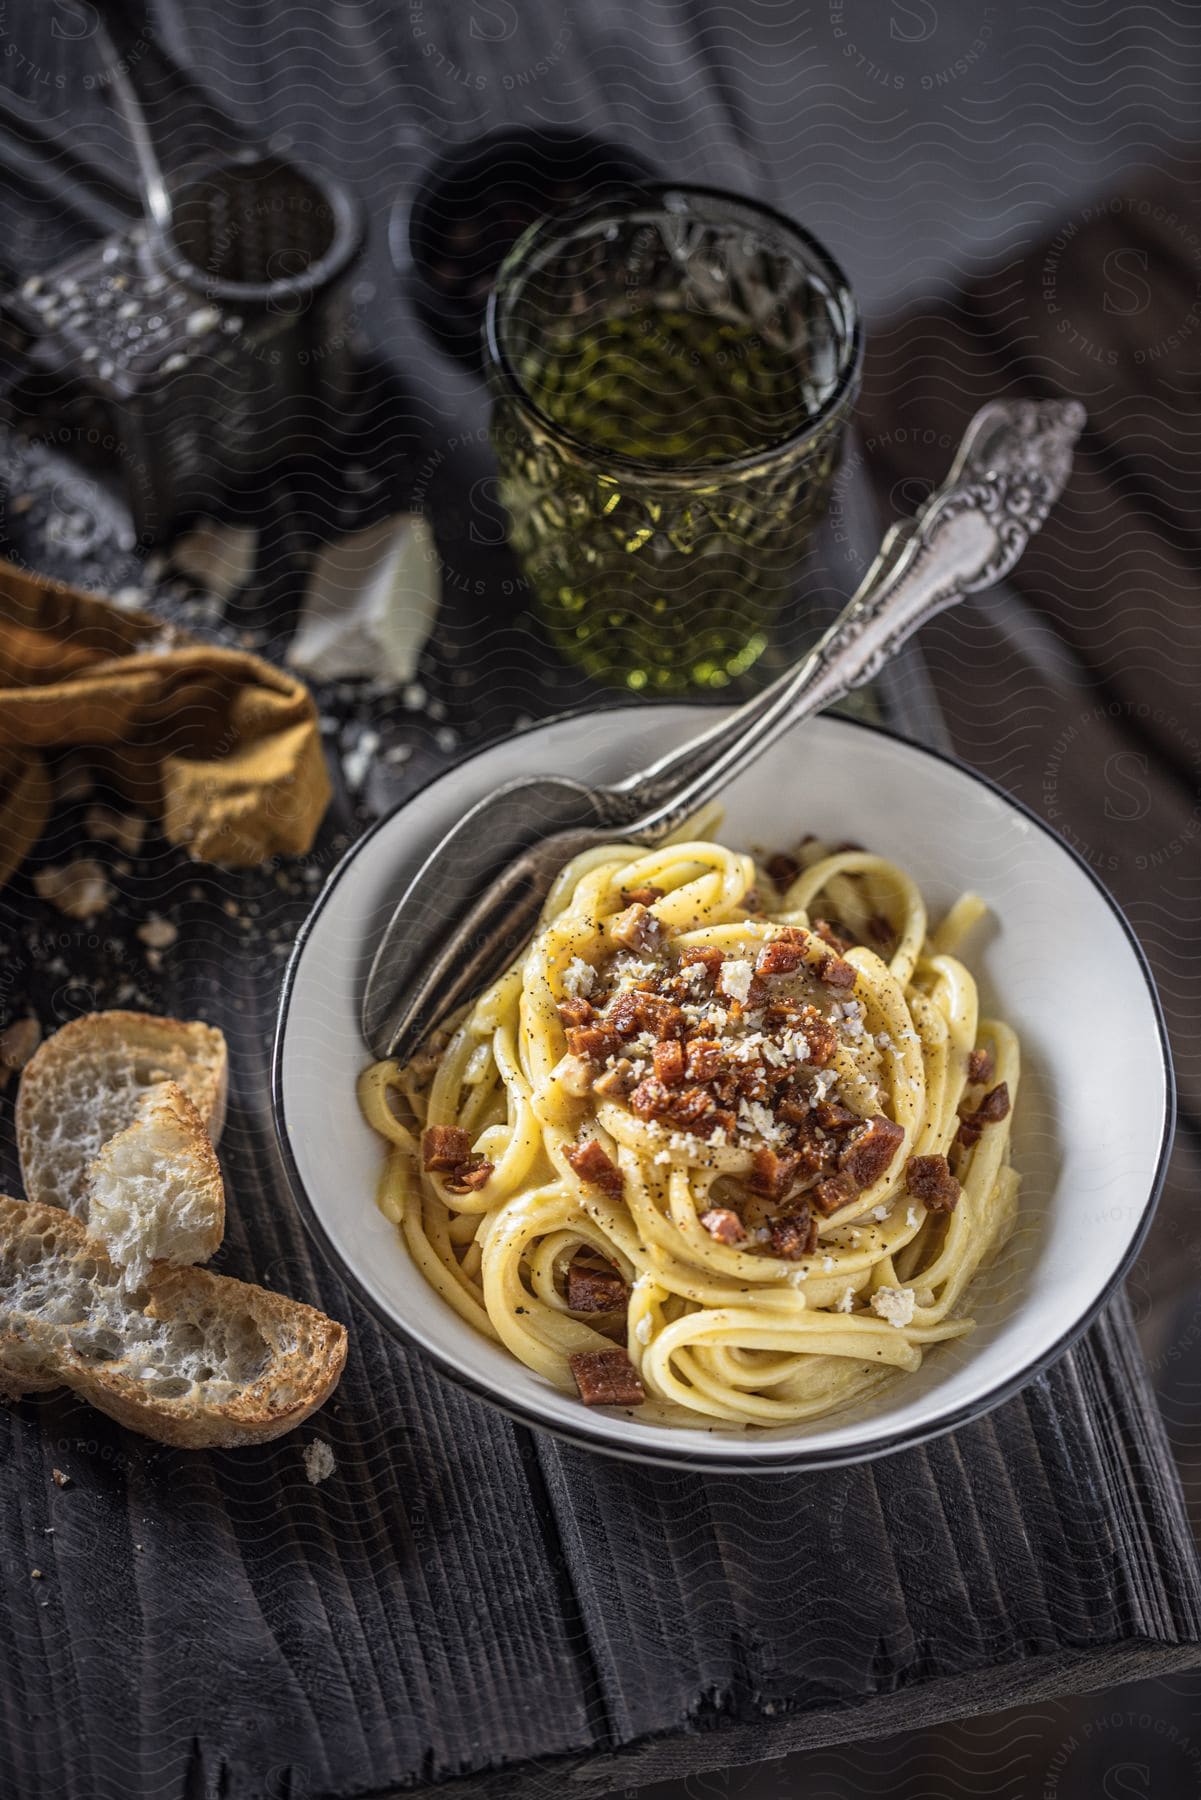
[362,397,1085,1063]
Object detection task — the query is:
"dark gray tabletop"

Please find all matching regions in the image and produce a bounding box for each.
[1,5,1200,1798]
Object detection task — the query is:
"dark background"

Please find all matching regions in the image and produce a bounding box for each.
[1,1,1200,1796]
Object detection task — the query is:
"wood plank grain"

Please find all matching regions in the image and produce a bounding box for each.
[533,1294,1201,1767]
[0,823,601,1800]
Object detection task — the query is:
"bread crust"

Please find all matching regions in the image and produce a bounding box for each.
[17,1011,229,1215]
[0,1196,347,1448]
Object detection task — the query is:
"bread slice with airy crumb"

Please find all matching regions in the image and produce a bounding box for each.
[17,1011,228,1218]
[0,1195,346,1448]
[86,1081,225,1286]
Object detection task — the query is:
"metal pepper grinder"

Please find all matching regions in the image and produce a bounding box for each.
[3,70,366,545]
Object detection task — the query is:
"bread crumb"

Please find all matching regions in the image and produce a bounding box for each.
[30,1569,42,1580]
[33,860,113,920]
[51,1468,71,1489]
[85,806,146,854]
[137,915,178,951]
[303,1439,336,1485]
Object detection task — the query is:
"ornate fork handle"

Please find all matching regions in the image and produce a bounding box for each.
[604,397,1085,840]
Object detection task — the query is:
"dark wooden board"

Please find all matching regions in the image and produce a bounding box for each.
[1,541,1197,1798]
[1,5,1200,1798]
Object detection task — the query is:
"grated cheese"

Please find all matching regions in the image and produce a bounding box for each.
[562,956,595,999]
[871,1286,916,1329]
[718,958,754,1003]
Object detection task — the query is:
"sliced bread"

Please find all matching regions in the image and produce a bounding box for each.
[0,1195,347,1448]
[87,1081,225,1286]
[17,1011,228,1217]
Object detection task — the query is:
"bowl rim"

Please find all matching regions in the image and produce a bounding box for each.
[271,705,1176,1474]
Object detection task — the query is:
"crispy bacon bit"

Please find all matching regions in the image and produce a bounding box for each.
[566,1025,622,1063]
[817,954,857,991]
[777,1094,811,1127]
[445,1156,494,1194]
[749,1147,803,1201]
[815,1099,858,1132]
[650,1039,684,1086]
[569,1348,645,1407]
[770,1210,817,1259]
[698,1207,746,1245]
[867,913,896,949]
[679,945,723,981]
[422,1125,473,1171]
[967,1046,995,1085]
[803,1015,838,1067]
[813,918,851,953]
[743,976,770,1013]
[566,1261,628,1312]
[756,931,809,976]
[669,1087,721,1131]
[609,902,660,953]
[557,996,595,1029]
[958,1081,1011,1147]
[724,979,769,1020]
[566,1139,624,1198]
[630,1078,673,1121]
[685,1038,724,1082]
[839,1115,904,1190]
[593,1058,635,1099]
[972,1081,1011,1122]
[640,994,688,1040]
[790,1114,840,1174]
[622,884,664,907]
[608,990,685,1040]
[606,992,642,1036]
[629,1077,726,1135]
[905,1154,961,1213]
[812,1172,857,1215]
[765,851,801,889]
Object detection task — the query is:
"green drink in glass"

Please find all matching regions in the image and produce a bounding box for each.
[484,185,862,693]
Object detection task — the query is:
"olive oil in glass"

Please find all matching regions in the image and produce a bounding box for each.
[485,188,861,693]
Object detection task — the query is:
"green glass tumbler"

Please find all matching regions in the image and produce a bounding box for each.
[484,184,862,693]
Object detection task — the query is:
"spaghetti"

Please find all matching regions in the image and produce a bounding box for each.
[360,825,1019,1429]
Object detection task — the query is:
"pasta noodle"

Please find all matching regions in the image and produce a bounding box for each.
[360,826,1020,1430]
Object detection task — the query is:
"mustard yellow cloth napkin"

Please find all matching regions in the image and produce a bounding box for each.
[0,558,331,884]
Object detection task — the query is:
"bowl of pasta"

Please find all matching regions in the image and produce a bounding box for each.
[273,706,1173,1471]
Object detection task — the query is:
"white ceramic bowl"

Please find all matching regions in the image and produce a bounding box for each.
[272,708,1173,1472]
